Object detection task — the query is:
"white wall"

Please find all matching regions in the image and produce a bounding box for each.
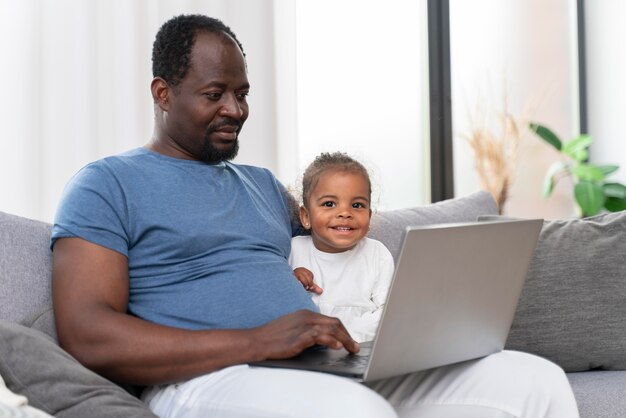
[585,0,626,184]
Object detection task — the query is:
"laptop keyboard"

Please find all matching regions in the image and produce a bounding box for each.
[320,354,369,368]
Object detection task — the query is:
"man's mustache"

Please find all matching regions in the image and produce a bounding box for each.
[208,118,242,132]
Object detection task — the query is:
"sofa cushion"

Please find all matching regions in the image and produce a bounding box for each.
[568,370,626,418]
[480,211,626,372]
[369,191,498,261]
[0,320,156,418]
[21,304,57,342]
[0,211,53,325]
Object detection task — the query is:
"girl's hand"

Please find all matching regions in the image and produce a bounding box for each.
[293,267,323,294]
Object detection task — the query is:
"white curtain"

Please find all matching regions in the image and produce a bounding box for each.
[0,0,279,222]
[1,0,433,223]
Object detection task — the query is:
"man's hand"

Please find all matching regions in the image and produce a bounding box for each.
[250,310,359,360]
[293,267,323,294]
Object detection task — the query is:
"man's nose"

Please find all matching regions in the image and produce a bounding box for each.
[219,94,244,119]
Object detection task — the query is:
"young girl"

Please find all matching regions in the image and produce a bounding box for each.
[289,152,394,343]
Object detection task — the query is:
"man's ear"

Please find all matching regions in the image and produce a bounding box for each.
[299,206,311,230]
[151,77,170,111]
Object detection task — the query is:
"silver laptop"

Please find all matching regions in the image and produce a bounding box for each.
[252,219,543,382]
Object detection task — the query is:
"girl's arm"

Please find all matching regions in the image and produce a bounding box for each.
[343,245,395,342]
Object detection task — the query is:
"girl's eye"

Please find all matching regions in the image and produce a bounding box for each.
[321,201,336,208]
[352,202,367,209]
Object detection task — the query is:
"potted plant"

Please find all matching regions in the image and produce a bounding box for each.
[530,123,626,217]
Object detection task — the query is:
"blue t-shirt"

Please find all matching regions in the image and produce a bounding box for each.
[51,148,317,330]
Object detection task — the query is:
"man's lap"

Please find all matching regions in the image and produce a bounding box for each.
[142,364,395,418]
[143,350,578,418]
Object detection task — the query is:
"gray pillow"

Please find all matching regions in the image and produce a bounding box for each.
[369,191,498,261]
[0,403,52,418]
[0,320,156,418]
[0,211,52,325]
[20,304,57,342]
[479,211,626,372]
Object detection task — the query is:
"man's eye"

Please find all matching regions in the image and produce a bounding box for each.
[321,201,335,207]
[205,93,222,100]
[236,91,249,101]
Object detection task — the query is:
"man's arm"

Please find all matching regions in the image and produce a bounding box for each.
[52,237,358,385]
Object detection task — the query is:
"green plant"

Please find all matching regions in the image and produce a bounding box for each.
[530,122,626,217]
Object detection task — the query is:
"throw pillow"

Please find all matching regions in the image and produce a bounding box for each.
[369,190,498,261]
[20,304,57,342]
[0,372,53,417]
[0,320,157,418]
[479,210,626,372]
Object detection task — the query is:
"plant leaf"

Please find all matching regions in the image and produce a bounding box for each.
[542,176,554,198]
[530,123,562,150]
[571,149,589,162]
[597,165,620,177]
[605,196,626,212]
[571,164,605,181]
[562,134,593,160]
[603,182,626,199]
[543,161,568,197]
[574,180,605,217]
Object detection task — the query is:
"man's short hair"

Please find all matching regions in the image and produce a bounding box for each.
[152,14,245,87]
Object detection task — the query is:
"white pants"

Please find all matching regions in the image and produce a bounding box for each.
[142,350,579,418]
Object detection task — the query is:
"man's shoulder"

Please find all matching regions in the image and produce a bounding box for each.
[80,148,147,172]
[61,148,149,197]
[98,147,151,166]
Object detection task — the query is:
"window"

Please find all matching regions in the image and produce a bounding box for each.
[275,0,430,210]
[449,0,580,218]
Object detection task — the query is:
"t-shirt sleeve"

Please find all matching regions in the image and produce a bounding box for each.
[276,179,306,237]
[50,162,129,257]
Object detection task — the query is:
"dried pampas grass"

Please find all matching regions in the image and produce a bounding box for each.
[464,98,530,213]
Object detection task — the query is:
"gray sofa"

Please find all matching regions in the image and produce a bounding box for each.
[1,190,625,417]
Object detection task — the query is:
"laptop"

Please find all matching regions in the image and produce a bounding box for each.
[251,218,543,382]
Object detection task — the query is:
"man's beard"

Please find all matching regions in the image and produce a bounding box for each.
[199,121,241,163]
[199,137,239,163]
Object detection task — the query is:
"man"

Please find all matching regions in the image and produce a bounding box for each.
[52,14,578,417]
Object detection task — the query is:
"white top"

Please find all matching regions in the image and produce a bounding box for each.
[289,236,395,342]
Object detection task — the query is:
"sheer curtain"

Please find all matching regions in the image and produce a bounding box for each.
[0,0,279,222]
[1,0,430,223]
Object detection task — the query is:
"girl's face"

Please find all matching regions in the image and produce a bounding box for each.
[300,170,372,253]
